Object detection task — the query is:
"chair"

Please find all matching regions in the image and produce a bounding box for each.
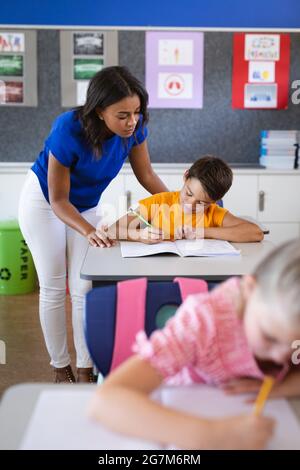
[84,278,218,377]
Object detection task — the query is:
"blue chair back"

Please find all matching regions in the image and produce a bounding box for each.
[85,280,218,376]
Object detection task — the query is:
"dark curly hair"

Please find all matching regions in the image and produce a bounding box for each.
[76,66,149,158]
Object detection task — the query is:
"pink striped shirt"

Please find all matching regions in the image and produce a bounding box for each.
[133,277,264,386]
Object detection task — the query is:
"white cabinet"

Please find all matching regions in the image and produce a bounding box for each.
[96,174,126,224]
[257,174,300,245]
[223,175,258,218]
[124,172,183,208]
[264,223,300,245]
[258,175,300,223]
[1,163,300,246]
[0,169,29,220]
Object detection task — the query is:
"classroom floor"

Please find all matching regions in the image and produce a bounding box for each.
[0,291,76,399]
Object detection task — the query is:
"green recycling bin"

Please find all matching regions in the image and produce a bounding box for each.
[0,219,37,295]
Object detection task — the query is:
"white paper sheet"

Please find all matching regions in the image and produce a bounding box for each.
[161,386,300,450]
[20,390,159,450]
[20,386,300,450]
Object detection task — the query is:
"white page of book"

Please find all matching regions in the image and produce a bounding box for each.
[20,390,160,450]
[121,239,240,258]
[120,240,179,257]
[161,385,300,450]
[174,239,241,256]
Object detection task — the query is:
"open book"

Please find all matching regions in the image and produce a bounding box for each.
[20,386,300,450]
[120,238,240,258]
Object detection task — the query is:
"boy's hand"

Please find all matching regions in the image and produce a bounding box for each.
[139,226,164,244]
[174,226,204,240]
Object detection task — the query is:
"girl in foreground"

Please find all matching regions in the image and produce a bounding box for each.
[89,240,300,449]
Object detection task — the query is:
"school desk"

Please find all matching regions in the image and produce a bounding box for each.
[80,240,275,286]
[0,383,299,450]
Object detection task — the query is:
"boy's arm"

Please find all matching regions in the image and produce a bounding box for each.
[204,212,264,242]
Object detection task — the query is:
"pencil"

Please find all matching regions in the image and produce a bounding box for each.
[128,207,153,228]
[253,376,275,416]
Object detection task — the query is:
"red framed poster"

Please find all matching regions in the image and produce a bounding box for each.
[232,33,290,109]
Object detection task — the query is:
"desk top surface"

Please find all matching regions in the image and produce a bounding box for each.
[80,240,275,281]
[1,383,299,450]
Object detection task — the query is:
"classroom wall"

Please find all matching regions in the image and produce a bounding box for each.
[0,30,300,164]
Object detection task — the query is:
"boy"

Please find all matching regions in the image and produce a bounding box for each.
[96,156,263,246]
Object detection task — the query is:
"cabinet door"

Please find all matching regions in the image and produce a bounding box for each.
[124,173,181,208]
[264,223,300,245]
[258,175,300,222]
[97,174,126,224]
[222,175,258,218]
[0,172,28,219]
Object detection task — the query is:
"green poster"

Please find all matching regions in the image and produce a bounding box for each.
[0,55,23,76]
[73,58,104,80]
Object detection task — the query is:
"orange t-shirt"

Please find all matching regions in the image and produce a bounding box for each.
[139,191,228,240]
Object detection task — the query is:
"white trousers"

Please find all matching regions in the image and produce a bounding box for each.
[18,170,100,368]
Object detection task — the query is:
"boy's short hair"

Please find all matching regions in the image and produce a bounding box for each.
[187,156,233,201]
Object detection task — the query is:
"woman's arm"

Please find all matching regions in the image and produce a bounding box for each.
[129,140,168,194]
[100,211,164,245]
[48,153,107,247]
[204,212,264,242]
[88,355,275,449]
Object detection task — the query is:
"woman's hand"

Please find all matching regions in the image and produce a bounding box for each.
[138,226,164,244]
[86,225,116,248]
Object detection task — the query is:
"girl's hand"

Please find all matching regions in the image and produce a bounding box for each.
[206,414,275,450]
[87,225,115,248]
[139,226,164,244]
[222,371,300,400]
[222,378,263,397]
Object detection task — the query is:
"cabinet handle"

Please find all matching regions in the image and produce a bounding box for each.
[126,190,132,210]
[259,190,265,212]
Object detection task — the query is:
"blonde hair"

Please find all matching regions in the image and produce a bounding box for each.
[253,239,300,325]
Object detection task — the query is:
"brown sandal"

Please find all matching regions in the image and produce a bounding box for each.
[53,365,76,383]
[77,367,96,383]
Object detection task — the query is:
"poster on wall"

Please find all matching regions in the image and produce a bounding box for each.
[0,32,25,52]
[232,33,290,109]
[60,30,118,107]
[146,31,204,109]
[73,58,104,80]
[73,33,104,55]
[0,80,23,104]
[0,55,23,76]
[0,30,37,107]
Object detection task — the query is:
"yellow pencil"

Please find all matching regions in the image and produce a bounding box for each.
[253,376,275,416]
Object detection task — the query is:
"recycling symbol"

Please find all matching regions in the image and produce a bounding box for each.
[0,268,11,281]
